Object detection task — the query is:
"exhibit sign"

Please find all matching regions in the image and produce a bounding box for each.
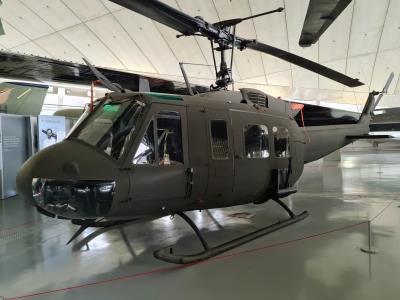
[37,115,66,151]
[0,114,29,199]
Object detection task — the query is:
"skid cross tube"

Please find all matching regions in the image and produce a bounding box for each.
[154,199,308,264]
[273,198,296,218]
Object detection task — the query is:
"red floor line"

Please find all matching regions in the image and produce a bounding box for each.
[5,265,187,300]
[4,219,370,300]
[5,199,396,300]
[370,199,396,222]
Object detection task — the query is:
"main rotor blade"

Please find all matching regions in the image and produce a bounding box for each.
[0,0,4,36]
[245,41,363,87]
[109,0,201,35]
[0,19,4,36]
[108,0,362,87]
[299,0,352,47]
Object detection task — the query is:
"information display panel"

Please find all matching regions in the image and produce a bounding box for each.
[37,115,66,151]
[0,114,28,199]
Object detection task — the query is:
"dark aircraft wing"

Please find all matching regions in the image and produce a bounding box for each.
[245,41,362,87]
[299,0,352,47]
[0,51,209,95]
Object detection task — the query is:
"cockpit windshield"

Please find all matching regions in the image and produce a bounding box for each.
[71,97,145,160]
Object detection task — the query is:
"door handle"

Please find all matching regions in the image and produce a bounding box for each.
[185,167,194,200]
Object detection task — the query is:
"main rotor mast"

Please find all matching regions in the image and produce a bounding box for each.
[211,7,284,90]
[178,7,285,91]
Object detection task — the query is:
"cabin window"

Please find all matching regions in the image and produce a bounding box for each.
[273,126,290,158]
[133,120,156,165]
[210,120,229,159]
[244,124,269,158]
[156,110,183,165]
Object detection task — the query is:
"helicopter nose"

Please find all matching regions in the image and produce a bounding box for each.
[16,140,123,219]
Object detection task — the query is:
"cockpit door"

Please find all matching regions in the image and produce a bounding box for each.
[128,104,189,214]
[230,110,271,198]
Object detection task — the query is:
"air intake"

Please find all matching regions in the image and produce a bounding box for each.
[247,92,267,107]
[240,88,268,107]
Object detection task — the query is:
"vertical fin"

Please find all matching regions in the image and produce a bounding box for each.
[372,72,394,110]
[358,72,395,124]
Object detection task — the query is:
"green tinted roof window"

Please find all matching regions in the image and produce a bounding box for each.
[146,92,183,101]
[103,104,120,112]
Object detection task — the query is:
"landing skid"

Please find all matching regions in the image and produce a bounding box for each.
[154,199,309,264]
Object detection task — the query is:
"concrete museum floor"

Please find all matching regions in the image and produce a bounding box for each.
[1,145,400,300]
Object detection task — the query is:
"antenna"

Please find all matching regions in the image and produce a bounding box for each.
[176,7,285,91]
[179,62,194,96]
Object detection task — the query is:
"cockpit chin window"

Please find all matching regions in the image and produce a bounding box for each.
[70,98,145,160]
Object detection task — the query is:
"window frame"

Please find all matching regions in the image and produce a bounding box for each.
[272,126,290,158]
[155,110,184,166]
[242,123,270,159]
[130,106,186,167]
[132,118,157,165]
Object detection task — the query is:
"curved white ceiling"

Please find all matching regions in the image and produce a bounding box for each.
[0,0,399,98]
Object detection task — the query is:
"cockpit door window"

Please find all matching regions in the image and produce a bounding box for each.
[244,124,269,158]
[156,110,183,165]
[133,110,183,166]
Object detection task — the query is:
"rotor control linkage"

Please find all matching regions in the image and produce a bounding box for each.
[153,200,308,264]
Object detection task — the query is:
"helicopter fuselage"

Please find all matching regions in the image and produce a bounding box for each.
[17,89,370,222]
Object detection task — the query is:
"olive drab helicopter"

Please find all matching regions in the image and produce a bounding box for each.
[16,0,393,264]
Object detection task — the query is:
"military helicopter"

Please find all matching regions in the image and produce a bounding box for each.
[16,0,389,264]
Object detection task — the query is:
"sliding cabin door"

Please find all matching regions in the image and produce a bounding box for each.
[230,110,271,199]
